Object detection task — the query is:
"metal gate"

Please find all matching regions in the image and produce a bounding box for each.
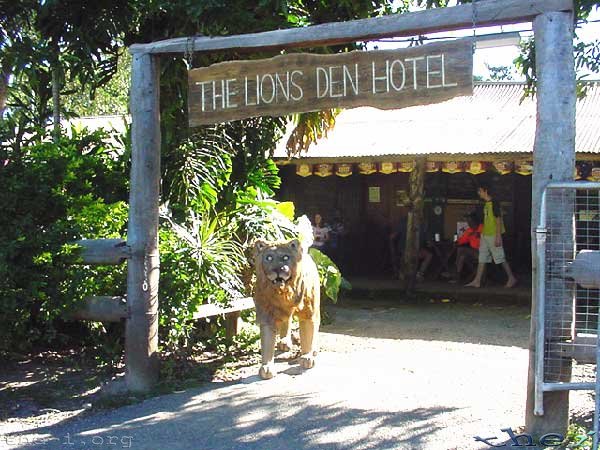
[534,181,600,447]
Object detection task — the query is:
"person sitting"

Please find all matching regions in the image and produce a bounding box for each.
[450,213,482,283]
[389,216,432,282]
[327,215,345,262]
[311,213,330,251]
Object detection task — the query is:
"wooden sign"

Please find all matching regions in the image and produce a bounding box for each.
[188,39,473,126]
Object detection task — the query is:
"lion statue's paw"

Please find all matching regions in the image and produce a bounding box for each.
[259,363,276,380]
[277,340,292,352]
[299,353,316,369]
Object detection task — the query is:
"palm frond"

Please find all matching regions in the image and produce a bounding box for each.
[166,128,233,207]
[285,109,339,156]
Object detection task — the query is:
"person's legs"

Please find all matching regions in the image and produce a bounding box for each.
[465,236,492,287]
[417,248,433,281]
[502,261,517,288]
[488,240,518,288]
[455,246,466,274]
[465,263,486,287]
[450,247,466,283]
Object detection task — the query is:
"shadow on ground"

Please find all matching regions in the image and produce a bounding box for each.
[7,378,458,450]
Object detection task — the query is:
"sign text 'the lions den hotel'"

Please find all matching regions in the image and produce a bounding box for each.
[188,39,473,126]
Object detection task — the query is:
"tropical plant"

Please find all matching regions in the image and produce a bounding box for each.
[309,248,345,303]
[286,110,339,156]
[0,127,129,352]
[1,0,392,357]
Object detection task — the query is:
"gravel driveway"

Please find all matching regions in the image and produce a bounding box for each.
[0,297,594,450]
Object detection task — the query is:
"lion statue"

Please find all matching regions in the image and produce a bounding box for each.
[252,238,320,380]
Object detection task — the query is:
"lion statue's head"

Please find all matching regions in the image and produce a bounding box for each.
[253,238,304,289]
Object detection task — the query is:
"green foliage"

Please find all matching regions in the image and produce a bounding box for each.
[575,39,600,78]
[308,248,348,303]
[1,0,135,138]
[514,39,537,99]
[0,128,129,352]
[561,423,593,449]
[156,131,285,350]
[485,64,517,82]
[61,51,131,117]
[1,0,381,360]
[165,130,234,210]
[513,4,600,100]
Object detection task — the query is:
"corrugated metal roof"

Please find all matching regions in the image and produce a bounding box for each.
[274,81,600,159]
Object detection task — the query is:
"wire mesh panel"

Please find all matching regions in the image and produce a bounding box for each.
[534,182,600,445]
[546,187,599,379]
[543,187,577,384]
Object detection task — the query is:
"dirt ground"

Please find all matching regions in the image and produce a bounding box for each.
[0,294,595,449]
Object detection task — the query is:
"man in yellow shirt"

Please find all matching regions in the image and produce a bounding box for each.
[465,182,517,288]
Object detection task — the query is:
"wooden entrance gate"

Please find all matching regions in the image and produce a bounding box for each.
[86,0,577,438]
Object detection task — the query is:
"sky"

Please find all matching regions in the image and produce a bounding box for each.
[368,5,600,81]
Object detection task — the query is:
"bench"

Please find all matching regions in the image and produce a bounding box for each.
[192,297,255,339]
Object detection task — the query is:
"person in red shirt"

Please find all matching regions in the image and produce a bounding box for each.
[450,213,482,283]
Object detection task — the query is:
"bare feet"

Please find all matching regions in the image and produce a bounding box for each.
[505,277,518,288]
[464,281,480,288]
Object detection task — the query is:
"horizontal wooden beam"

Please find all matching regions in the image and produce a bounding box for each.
[129,0,572,55]
[76,239,129,265]
[70,296,128,322]
[192,297,255,320]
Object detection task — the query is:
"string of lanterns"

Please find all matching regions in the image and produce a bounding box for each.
[294,161,600,180]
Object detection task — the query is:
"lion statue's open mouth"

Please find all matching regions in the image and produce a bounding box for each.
[252,238,321,380]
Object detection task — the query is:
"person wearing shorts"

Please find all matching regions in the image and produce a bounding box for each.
[465,182,517,288]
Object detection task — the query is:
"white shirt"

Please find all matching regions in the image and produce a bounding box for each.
[312,225,329,248]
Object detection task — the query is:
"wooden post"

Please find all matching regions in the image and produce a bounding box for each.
[404,157,426,294]
[225,311,242,340]
[126,52,161,392]
[526,11,575,437]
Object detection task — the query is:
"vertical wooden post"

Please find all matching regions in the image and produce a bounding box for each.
[526,11,575,437]
[225,311,242,340]
[126,52,161,392]
[404,157,426,294]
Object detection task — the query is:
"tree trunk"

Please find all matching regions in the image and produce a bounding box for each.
[0,67,9,116]
[52,66,61,143]
[404,157,426,294]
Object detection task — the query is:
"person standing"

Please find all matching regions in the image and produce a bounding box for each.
[465,182,517,288]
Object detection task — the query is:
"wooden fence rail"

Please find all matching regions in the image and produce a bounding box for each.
[70,296,128,322]
[76,239,129,265]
